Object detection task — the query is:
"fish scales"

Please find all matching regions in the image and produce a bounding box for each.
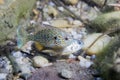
[27,27,73,49]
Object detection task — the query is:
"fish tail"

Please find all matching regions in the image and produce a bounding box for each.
[17,25,28,49]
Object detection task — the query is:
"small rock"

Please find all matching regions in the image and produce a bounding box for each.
[86,56,91,60]
[78,56,93,68]
[36,1,40,6]
[62,40,83,55]
[21,41,34,53]
[11,51,34,78]
[113,48,120,72]
[47,5,58,17]
[61,69,72,79]
[91,55,96,60]
[49,1,55,6]
[69,54,77,59]
[0,0,4,4]
[28,67,61,80]
[94,77,103,80]
[50,19,72,28]
[72,20,83,26]
[64,0,79,5]
[41,49,59,56]
[20,65,33,75]
[0,73,7,80]
[12,51,22,58]
[0,57,12,73]
[58,6,64,12]
[82,33,112,55]
[29,61,94,80]
[62,27,86,40]
[33,56,50,67]
[30,20,36,24]
[42,21,50,25]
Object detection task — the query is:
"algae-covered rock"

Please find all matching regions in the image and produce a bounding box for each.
[92,0,105,7]
[0,0,36,44]
[63,0,79,5]
[110,48,120,80]
[95,35,120,80]
[82,33,112,55]
[90,11,120,31]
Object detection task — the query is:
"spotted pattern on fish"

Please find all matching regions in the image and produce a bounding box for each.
[28,27,74,49]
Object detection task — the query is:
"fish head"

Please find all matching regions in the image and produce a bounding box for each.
[50,33,75,49]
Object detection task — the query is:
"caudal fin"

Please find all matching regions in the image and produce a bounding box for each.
[17,24,27,49]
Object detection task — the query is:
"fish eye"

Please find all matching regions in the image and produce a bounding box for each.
[65,37,68,40]
[78,41,83,45]
[54,36,57,40]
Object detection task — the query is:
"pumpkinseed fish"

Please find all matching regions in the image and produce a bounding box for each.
[17,25,79,50]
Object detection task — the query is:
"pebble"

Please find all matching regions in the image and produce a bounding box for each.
[20,65,34,75]
[78,56,93,68]
[114,58,120,72]
[47,5,58,17]
[42,21,50,25]
[94,77,103,80]
[30,20,36,24]
[91,55,96,60]
[49,1,55,6]
[50,19,71,28]
[58,6,64,12]
[69,54,77,59]
[61,69,72,79]
[64,0,79,5]
[86,56,91,60]
[62,40,83,55]
[71,31,83,39]
[21,41,34,53]
[63,27,86,40]
[69,6,77,12]
[82,33,112,55]
[0,57,12,80]
[11,51,34,78]
[12,51,22,58]
[33,56,50,67]
[0,73,7,80]
[0,57,12,73]
[72,20,83,25]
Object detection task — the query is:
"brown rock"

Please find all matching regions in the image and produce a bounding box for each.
[28,61,94,80]
[28,67,61,80]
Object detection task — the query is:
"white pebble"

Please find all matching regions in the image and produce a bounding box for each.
[42,21,50,25]
[33,56,49,67]
[30,20,36,24]
[12,51,22,58]
[73,20,82,25]
[91,55,96,60]
[62,40,83,55]
[49,1,55,6]
[16,57,24,64]
[20,65,32,74]
[21,41,33,53]
[78,56,93,68]
[0,73,7,80]
[69,54,76,59]
[58,7,64,12]
[61,69,72,79]
[86,56,91,60]
[77,2,82,8]
[36,1,40,6]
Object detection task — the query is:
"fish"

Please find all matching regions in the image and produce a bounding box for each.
[17,25,79,51]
